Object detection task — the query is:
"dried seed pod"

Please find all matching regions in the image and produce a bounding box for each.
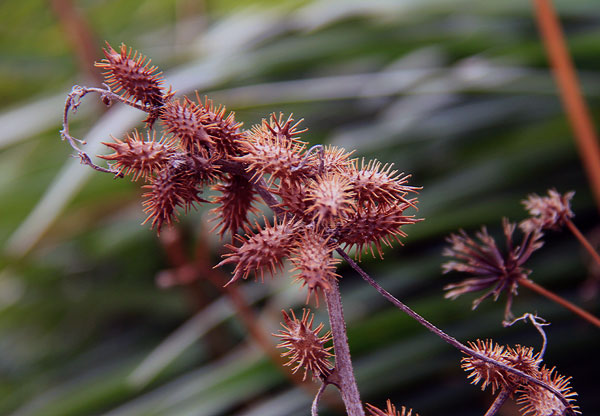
[516,366,580,416]
[215,217,297,285]
[160,97,213,154]
[274,309,333,381]
[194,93,243,158]
[503,344,542,384]
[305,173,356,227]
[238,125,309,184]
[262,112,307,144]
[210,173,260,238]
[289,230,340,304]
[95,42,164,107]
[346,159,419,207]
[273,178,313,223]
[462,339,510,394]
[141,157,207,232]
[365,400,419,416]
[99,130,176,180]
[338,201,420,259]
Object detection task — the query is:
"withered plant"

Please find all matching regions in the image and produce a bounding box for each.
[60,42,582,416]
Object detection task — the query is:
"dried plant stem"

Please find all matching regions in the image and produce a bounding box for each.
[483,387,511,416]
[566,219,600,267]
[312,382,328,416]
[337,249,578,415]
[324,280,365,416]
[518,277,600,328]
[532,0,600,208]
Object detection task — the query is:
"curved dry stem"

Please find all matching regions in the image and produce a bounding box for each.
[336,249,578,416]
[311,381,328,416]
[484,387,512,416]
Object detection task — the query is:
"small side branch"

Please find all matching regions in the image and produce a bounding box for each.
[336,248,578,416]
[484,387,511,416]
[311,381,328,416]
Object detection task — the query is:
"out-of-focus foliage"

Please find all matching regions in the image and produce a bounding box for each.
[1,1,599,415]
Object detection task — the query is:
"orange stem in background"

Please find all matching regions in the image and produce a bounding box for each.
[519,277,600,328]
[566,219,600,268]
[532,0,600,211]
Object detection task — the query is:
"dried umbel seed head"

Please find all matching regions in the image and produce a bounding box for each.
[516,366,580,416]
[160,98,213,154]
[442,218,544,320]
[520,189,575,233]
[274,309,333,381]
[216,217,297,285]
[365,400,418,416]
[305,173,356,227]
[462,339,509,394]
[95,42,164,108]
[99,130,176,180]
[289,230,340,304]
[347,159,419,208]
[338,202,421,259]
[210,173,260,238]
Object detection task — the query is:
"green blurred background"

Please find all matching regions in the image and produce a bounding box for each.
[1,0,599,415]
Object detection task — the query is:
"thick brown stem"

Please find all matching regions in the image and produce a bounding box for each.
[325,280,365,416]
[519,277,600,328]
[566,219,600,268]
[532,0,600,210]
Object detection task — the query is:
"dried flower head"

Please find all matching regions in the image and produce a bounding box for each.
[338,202,421,259]
[99,130,176,180]
[262,112,307,144]
[95,42,164,108]
[216,217,297,285]
[289,230,341,304]
[305,173,356,227]
[274,309,333,381]
[516,366,580,416]
[521,189,575,233]
[442,218,544,320]
[365,400,418,416]
[462,339,509,394]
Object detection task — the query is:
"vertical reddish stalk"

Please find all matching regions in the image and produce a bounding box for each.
[325,281,365,416]
[532,0,600,210]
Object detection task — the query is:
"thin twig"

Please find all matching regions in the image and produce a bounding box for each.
[337,249,578,415]
[518,277,600,328]
[532,0,600,209]
[311,382,328,416]
[483,387,511,416]
[504,313,549,358]
[566,219,600,268]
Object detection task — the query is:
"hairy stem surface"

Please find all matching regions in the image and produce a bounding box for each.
[325,280,365,416]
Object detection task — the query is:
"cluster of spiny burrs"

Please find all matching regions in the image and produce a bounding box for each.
[84,42,421,304]
[365,400,418,416]
[463,339,579,415]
